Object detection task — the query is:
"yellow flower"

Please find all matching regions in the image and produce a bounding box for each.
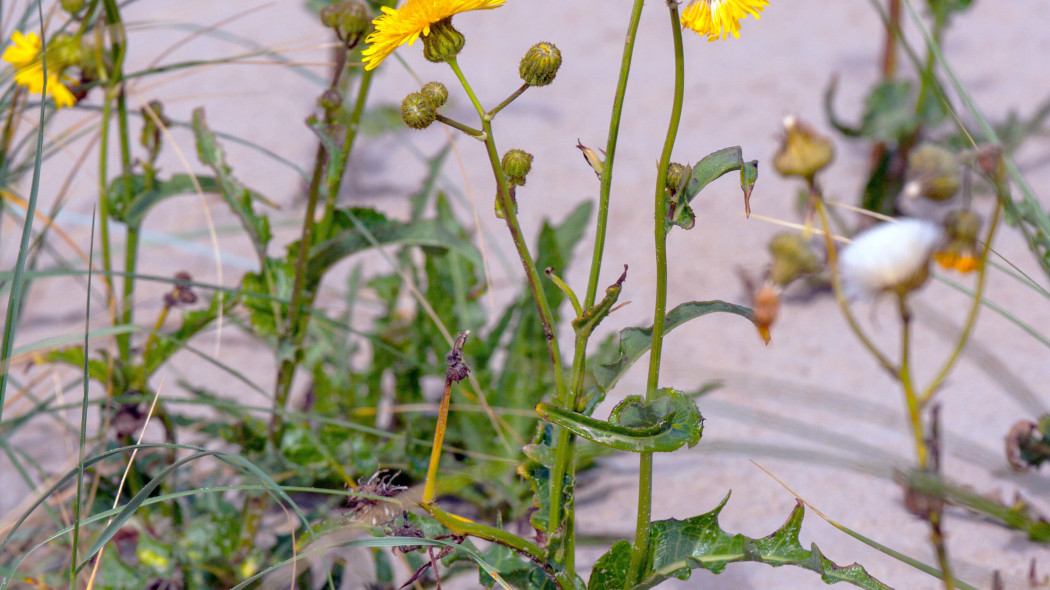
[681,0,769,41]
[362,0,504,71]
[2,31,77,109]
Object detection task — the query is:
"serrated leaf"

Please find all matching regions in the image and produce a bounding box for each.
[192,108,273,261]
[536,389,702,453]
[587,495,892,590]
[670,147,758,228]
[592,301,757,393]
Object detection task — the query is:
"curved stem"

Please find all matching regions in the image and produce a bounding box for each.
[628,4,685,587]
[813,195,897,375]
[920,200,1002,404]
[897,293,926,468]
[584,0,645,309]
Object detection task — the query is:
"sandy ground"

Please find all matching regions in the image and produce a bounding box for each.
[3,0,1050,588]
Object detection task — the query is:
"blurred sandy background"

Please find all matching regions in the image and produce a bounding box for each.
[4,1,1050,588]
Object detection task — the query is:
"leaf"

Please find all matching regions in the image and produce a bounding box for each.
[592,301,757,393]
[670,147,758,229]
[587,495,892,590]
[306,208,483,280]
[536,389,703,453]
[192,108,273,261]
[106,174,223,229]
[859,80,918,144]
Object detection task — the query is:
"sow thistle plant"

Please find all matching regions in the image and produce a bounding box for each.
[3,0,1045,589]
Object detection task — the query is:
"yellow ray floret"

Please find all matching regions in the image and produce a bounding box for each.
[681,0,769,42]
[2,31,76,108]
[362,0,505,70]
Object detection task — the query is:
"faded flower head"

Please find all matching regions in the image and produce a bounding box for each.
[3,31,81,109]
[681,0,769,42]
[773,115,834,182]
[935,209,981,274]
[903,143,960,202]
[839,219,943,299]
[362,0,505,71]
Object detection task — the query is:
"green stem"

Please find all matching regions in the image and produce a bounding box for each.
[488,83,529,118]
[813,195,897,375]
[319,67,375,240]
[584,0,645,309]
[897,293,926,468]
[920,200,1002,404]
[628,4,685,587]
[435,113,485,138]
[446,57,566,403]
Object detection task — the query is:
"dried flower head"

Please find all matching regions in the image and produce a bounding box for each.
[839,219,943,299]
[681,0,769,42]
[362,0,504,70]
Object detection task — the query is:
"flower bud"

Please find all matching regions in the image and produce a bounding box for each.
[768,232,822,286]
[903,143,960,202]
[665,162,689,194]
[422,18,465,64]
[519,42,561,87]
[974,145,1006,188]
[400,92,437,129]
[317,88,343,112]
[773,116,834,182]
[61,0,85,14]
[934,209,981,273]
[421,81,448,108]
[320,1,370,49]
[502,149,533,186]
[576,140,604,180]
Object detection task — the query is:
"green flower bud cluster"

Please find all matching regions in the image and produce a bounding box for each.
[400,82,448,130]
[422,18,465,65]
[320,1,370,49]
[502,149,533,186]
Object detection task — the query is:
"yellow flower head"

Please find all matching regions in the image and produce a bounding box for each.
[2,31,78,109]
[362,0,505,71]
[681,0,769,42]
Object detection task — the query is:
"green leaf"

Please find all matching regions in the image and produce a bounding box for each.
[592,301,757,393]
[859,80,918,144]
[587,495,892,590]
[306,208,482,280]
[192,108,273,261]
[536,389,703,453]
[106,174,223,229]
[671,147,758,229]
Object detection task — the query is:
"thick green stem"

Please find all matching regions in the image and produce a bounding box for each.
[628,4,685,587]
[583,0,645,310]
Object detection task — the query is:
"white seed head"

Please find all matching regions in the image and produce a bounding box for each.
[839,219,944,299]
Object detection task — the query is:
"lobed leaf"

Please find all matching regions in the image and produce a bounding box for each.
[587,495,892,590]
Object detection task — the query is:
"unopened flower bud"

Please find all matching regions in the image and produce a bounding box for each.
[502,149,533,186]
[422,18,465,64]
[934,209,981,273]
[903,143,960,202]
[665,162,689,194]
[421,81,448,108]
[576,140,604,180]
[317,88,343,112]
[401,92,437,129]
[519,42,561,87]
[768,232,822,286]
[61,0,85,14]
[321,1,370,48]
[773,115,834,182]
[973,145,1006,188]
